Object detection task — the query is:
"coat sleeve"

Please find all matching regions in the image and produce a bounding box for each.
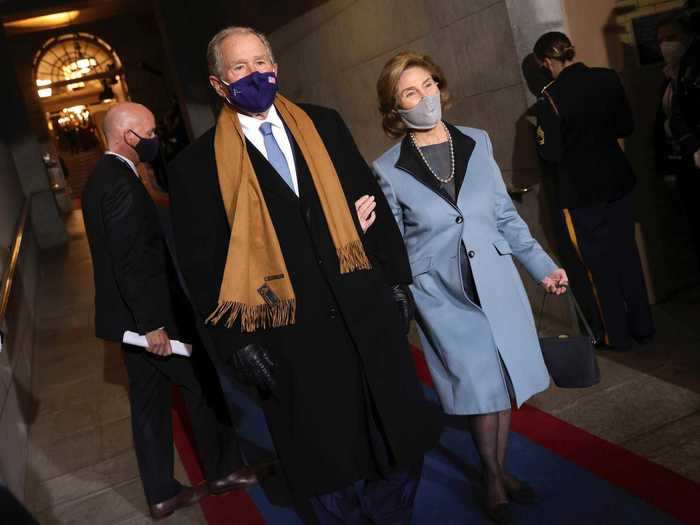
[102,176,171,334]
[483,131,557,282]
[373,161,404,237]
[534,90,562,163]
[611,72,634,138]
[326,109,412,285]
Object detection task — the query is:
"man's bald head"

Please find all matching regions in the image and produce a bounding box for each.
[103,102,156,161]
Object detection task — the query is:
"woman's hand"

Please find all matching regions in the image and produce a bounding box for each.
[355,194,376,233]
[541,268,569,295]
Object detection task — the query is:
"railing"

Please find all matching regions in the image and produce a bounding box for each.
[0,197,32,351]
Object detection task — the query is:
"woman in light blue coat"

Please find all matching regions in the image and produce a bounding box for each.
[370,53,568,524]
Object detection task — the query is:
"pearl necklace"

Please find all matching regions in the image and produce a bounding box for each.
[409,122,455,184]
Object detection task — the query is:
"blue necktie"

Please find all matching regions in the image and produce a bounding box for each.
[260,122,294,192]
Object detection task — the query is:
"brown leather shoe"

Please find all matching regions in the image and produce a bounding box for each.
[208,461,278,495]
[149,484,208,520]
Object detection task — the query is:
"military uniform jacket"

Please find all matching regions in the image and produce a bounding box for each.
[535,62,636,208]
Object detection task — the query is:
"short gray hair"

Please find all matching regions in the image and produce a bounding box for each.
[206,26,275,77]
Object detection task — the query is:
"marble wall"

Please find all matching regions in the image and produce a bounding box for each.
[0,226,38,501]
[0,141,39,500]
[0,29,41,499]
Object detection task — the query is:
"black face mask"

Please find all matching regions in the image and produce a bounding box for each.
[127,129,160,163]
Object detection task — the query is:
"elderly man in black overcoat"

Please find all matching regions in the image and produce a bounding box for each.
[167,25,441,524]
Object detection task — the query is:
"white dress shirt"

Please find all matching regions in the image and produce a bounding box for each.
[237,105,299,196]
[105,151,139,178]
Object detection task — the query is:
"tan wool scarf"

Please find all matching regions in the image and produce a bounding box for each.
[207,95,371,332]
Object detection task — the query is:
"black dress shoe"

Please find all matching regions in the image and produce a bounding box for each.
[208,461,277,495]
[506,480,537,504]
[482,502,513,525]
[209,467,258,495]
[149,484,208,520]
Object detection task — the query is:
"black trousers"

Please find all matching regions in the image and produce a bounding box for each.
[540,167,605,340]
[121,343,244,504]
[309,462,422,525]
[677,165,700,267]
[565,193,655,346]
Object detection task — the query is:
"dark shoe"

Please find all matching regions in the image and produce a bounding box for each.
[208,461,277,495]
[506,480,537,504]
[149,484,208,520]
[482,502,513,525]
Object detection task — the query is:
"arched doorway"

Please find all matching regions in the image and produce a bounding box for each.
[33,32,128,198]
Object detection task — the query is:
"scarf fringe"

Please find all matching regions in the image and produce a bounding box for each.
[206,299,297,333]
[338,239,372,274]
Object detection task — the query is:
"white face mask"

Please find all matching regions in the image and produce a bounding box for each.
[397,94,442,130]
[660,41,686,65]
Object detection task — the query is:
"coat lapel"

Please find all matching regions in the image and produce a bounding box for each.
[394,123,476,206]
[395,134,454,206]
[445,123,475,199]
[246,137,299,207]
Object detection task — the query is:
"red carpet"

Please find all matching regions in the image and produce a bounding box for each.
[410,346,700,525]
[171,388,266,525]
[171,348,700,525]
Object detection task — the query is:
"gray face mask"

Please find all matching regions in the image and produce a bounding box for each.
[397,94,442,130]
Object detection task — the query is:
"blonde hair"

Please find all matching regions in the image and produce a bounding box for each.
[376,52,451,139]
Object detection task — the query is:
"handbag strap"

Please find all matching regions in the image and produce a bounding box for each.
[538,287,597,342]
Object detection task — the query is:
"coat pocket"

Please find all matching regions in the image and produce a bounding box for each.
[493,239,513,255]
[409,255,433,276]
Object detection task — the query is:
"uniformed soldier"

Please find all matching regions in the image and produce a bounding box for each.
[521,55,605,346]
[533,31,655,349]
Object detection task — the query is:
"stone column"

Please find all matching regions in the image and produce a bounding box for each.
[505,0,568,106]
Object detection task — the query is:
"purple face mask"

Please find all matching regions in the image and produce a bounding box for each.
[221,71,278,114]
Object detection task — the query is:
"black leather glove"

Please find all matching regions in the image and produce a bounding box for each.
[230,344,276,392]
[391,283,416,335]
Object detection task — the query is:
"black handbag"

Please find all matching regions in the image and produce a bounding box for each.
[537,290,601,388]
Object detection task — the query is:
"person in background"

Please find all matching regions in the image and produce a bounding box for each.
[372,51,568,525]
[82,102,261,521]
[667,10,700,266]
[534,31,655,349]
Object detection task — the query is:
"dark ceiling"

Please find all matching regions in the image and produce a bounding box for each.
[1,0,330,36]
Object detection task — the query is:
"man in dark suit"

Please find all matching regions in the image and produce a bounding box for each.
[82,102,259,520]
[534,32,654,349]
[167,26,441,524]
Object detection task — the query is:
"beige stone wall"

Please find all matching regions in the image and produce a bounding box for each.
[563,0,618,67]
[271,0,535,177]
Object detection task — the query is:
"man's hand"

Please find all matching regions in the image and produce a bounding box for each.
[145,328,172,356]
[541,268,569,295]
[391,284,416,335]
[694,148,700,169]
[231,344,276,392]
[355,195,376,233]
